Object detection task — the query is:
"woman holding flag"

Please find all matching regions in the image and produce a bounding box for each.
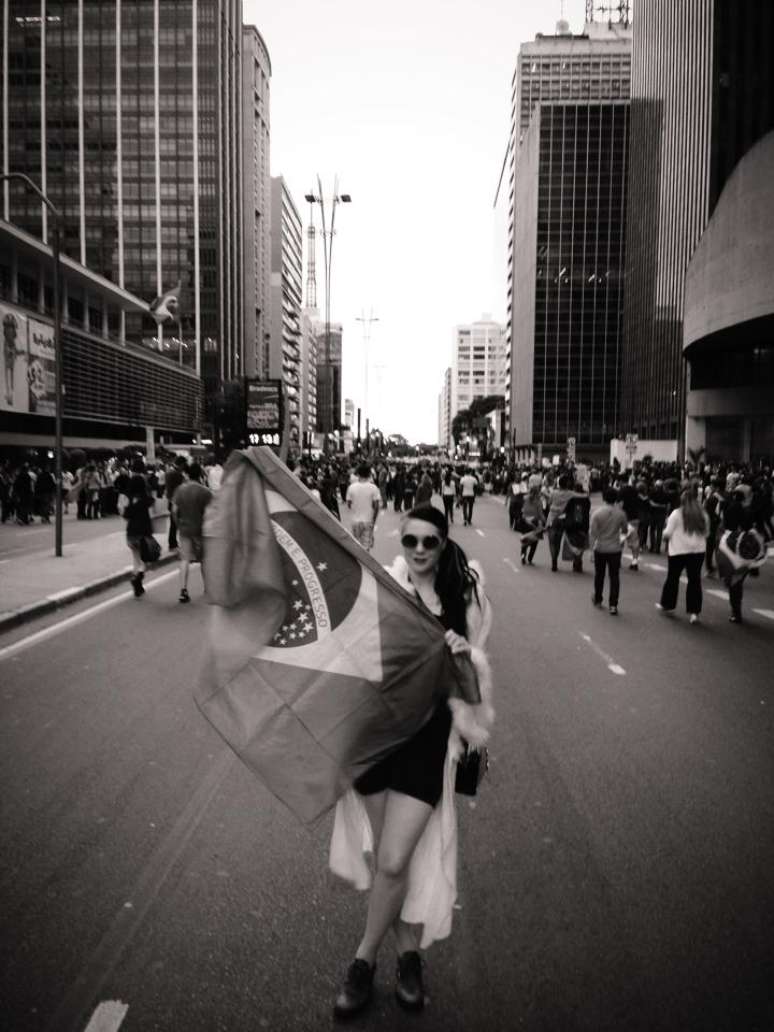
[330,505,493,1018]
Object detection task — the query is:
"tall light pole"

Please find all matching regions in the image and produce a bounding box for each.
[1,172,64,556]
[355,309,378,452]
[305,176,351,453]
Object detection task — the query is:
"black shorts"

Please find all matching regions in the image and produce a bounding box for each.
[354,702,452,808]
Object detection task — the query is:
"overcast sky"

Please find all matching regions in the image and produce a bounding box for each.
[244,0,588,443]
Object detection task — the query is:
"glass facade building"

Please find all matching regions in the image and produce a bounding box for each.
[1,0,243,436]
[507,21,632,457]
[621,0,774,447]
[269,176,302,453]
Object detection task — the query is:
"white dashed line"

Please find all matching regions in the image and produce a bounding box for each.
[503,557,520,574]
[83,1000,129,1032]
[579,632,626,676]
[644,563,666,572]
[706,588,728,600]
[475,528,485,537]
[753,609,774,621]
[388,529,399,537]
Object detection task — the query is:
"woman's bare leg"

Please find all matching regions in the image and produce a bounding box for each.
[355,791,433,965]
[361,792,420,954]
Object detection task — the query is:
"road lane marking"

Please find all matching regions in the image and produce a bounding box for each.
[753,609,774,621]
[388,529,399,537]
[475,528,485,537]
[503,557,520,574]
[0,570,178,663]
[644,563,666,572]
[578,632,626,676]
[83,1000,129,1032]
[50,748,235,1031]
[706,589,728,600]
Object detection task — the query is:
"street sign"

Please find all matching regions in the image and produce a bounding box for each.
[245,378,283,447]
[567,436,576,463]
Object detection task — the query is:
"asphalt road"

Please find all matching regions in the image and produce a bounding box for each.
[1,494,773,1032]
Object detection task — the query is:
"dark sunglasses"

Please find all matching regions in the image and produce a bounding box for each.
[401,533,441,550]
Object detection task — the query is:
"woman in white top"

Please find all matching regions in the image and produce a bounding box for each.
[656,485,710,623]
[329,504,493,1018]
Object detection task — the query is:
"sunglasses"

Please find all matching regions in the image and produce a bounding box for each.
[401,533,441,550]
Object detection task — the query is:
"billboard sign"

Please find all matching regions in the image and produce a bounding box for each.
[245,378,283,447]
[27,318,56,416]
[567,436,576,463]
[1,303,30,413]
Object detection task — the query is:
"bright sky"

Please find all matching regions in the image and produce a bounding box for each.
[244,0,588,444]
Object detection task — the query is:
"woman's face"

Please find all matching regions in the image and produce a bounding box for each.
[401,517,445,578]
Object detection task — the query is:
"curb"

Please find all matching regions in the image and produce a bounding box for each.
[0,551,179,634]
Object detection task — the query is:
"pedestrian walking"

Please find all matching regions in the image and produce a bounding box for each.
[519,485,545,564]
[648,479,669,553]
[589,488,628,614]
[164,456,187,550]
[441,467,457,523]
[414,467,434,507]
[717,485,767,623]
[459,468,478,526]
[123,473,154,597]
[329,504,493,1018]
[656,486,710,623]
[171,463,212,603]
[345,463,382,553]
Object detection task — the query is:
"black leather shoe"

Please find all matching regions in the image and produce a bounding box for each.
[395,950,425,1011]
[333,959,375,1019]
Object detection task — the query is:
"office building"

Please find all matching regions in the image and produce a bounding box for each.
[623,0,774,459]
[316,322,342,439]
[1,0,244,443]
[299,307,319,449]
[241,24,271,380]
[269,177,302,455]
[438,366,452,451]
[1,223,201,450]
[451,316,506,419]
[506,17,632,459]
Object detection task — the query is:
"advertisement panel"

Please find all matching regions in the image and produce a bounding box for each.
[27,318,56,416]
[1,302,30,413]
[245,378,283,447]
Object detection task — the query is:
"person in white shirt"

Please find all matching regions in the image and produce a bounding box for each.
[656,485,710,624]
[345,464,382,552]
[458,470,478,526]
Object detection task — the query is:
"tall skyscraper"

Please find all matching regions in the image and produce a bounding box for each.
[299,308,319,449]
[451,315,506,419]
[242,23,271,380]
[269,176,303,455]
[622,0,774,456]
[506,17,632,459]
[1,0,244,424]
[438,366,452,451]
[316,322,342,439]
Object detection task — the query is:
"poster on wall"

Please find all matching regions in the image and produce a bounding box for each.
[1,302,29,414]
[27,318,56,417]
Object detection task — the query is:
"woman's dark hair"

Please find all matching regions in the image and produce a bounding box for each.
[405,505,479,636]
[443,468,453,485]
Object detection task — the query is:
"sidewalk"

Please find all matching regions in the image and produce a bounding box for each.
[0,503,177,633]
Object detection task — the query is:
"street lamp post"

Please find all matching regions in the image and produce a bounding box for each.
[305,176,351,453]
[1,173,64,556]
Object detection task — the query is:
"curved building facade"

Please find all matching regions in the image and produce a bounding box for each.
[683,131,774,463]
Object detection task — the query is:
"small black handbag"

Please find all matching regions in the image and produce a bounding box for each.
[455,740,489,796]
[139,535,161,564]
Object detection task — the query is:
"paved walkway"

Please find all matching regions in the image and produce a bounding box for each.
[0,501,176,631]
